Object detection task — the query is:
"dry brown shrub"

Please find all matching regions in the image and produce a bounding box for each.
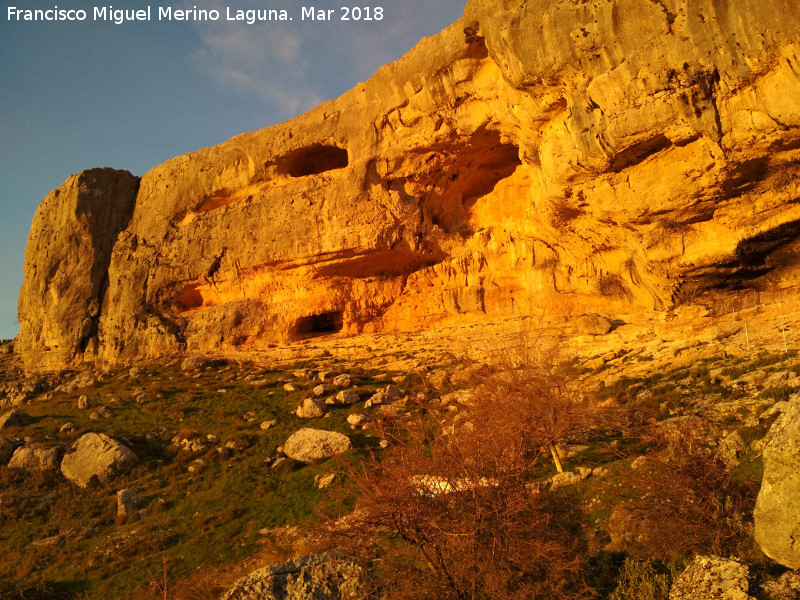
[318,336,599,600]
[614,429,759,561]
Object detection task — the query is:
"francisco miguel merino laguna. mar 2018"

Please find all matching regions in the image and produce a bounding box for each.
[7,5,385,24]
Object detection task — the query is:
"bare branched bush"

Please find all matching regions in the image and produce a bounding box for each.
[614,430,759,561]
[318,336,600,600]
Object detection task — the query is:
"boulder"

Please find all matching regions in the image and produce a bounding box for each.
[346,414,370,428]
[669,555,754,600]
[296,398,326,419]
[7,444,62,471]
[762,571,800,600]
[576,314,613,336]
[755,395,800,568]
[331,390,360,406]
[0,409,30,430]
[116,489,143,519]
[283,428,351,463]
[332,374,352,389]
[550,471,582,491]
[60,432,138,488]
[365,385,404,408]
[221,553,368,600]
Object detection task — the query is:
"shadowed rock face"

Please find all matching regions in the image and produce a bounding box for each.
[17,0,800,369]
[17,169,138,371]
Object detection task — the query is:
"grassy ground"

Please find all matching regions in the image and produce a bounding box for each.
[0,344,796,599]
[0,360,392,599]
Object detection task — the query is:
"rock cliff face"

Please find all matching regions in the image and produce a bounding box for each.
[17,169,138,370]
[17,0,800,369]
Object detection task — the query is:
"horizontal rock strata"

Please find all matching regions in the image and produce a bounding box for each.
[17,0,800,369]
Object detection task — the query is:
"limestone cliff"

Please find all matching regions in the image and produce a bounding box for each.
[17,0,800,369]
[17,169,138,370]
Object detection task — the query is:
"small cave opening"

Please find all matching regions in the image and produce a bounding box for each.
[292,311,344,340]
[276,145,349,178]
[175,284,204,312]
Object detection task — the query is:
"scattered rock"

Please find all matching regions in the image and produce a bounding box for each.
[69,372,96,391]
[284,383,299,392]
[60,432,138,488]
[260,420,277,431]
[8,444,62,471]
[313,384,327,397]
[0,409,30,430]
[88,406,112,420]
[755,394,800,569]
[365,385,404,407]
[283,428,351,463]
[669,555,754,600]
[296,398,326,419]
[221,553,368,600]
[576,314,613,336]
[550,471,582,491]
[59,423,75,434]
[117,489,143,519]
[314,473,336,489]
[181,356,213,371]
[346,414,370,428]
[77,395,90,409]
[331,390,360,406]
[332,374,352,389]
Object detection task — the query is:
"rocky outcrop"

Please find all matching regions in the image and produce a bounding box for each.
[0,409,30,430]
[755,394,800,569]
[283,428,352,463]
[16,0,800,369]
[669,555,754,600]
[7,444,62,472]
[221,554,368,600]
[17,169,138,370]
[60,432,138,488]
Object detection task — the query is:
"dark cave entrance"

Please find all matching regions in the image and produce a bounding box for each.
[292,311,344,340]
[277,145,349,177]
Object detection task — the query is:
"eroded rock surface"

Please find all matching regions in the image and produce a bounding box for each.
[283,428,351,463]
[17,169,138,370]
[755,394,800,569]
[60,432,138,488]
[17,0,800,369]
[221,554,368,600]
[669,555,754,600]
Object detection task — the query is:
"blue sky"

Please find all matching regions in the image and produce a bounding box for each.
[0,0,466,340]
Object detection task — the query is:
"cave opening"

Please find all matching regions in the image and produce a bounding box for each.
[277,145,349,177]
[292,311,344,340]
[175,284,204,311]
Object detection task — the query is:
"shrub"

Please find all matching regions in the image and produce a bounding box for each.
[609,558,680,600]
[320,337,599,600]
[614,430,759,560]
